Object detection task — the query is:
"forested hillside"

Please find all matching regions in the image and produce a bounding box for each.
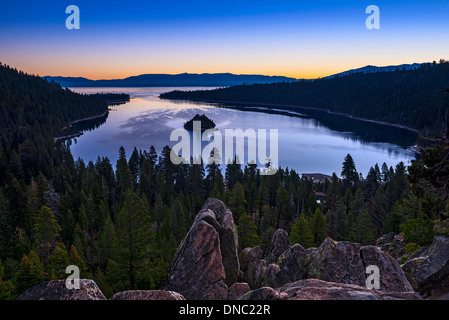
[0,63,447,300]
[161,60,449,137]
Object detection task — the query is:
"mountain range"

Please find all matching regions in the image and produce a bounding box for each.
[43,63,429,87]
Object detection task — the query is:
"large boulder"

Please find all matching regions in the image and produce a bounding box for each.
[361,245,413,292]
[239,246,263,289]
[228,283,250,300]
[162,198,239,299]
[201,198,240,286]
[239,246,281,289]
[376,233,406,261]
[402,235,449,298]
[276,244,307,285]
[16,279,106,300]
[305,237,366,286]
[110,290,185,300]
[240,279,421,300]
[264,229,290,265]
[162,219,228,299]
[276,237,413,292]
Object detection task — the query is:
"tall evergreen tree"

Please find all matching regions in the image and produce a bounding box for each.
[15,251,44,295]
[290,214,314,248]
[341,154,358,185]
[33,205,61,263]
[114,190,155,290]
[309,207,326,246]
[237,212,260,251]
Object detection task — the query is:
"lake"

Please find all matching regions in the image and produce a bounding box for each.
[69,87,418,177]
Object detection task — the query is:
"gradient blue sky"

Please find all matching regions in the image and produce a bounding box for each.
[0,0,448,79]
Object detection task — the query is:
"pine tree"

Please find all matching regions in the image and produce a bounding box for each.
[49,242,70,279]
[341,154,358,185]
[15,251,44,295]
[237,212,260,251]
[98,212,117,270]
[0,258,15,300]
[401,212,435,246]
[309,207,326,246]
[290,214,314,248]
[276,184,289,229]
[229,182,247,222]
[349,209,376,245]
[69,244,89,278]
[33,205,61,263]
[115,190,155,290]
[116,147,134,202]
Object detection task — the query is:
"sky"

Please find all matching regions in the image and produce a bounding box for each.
[0,0,448,79]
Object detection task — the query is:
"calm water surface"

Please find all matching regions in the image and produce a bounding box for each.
[69,87,418,177]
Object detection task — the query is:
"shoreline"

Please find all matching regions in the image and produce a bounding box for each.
[69,110,108,125]
[54,110,109,142]
[163,97,420,134]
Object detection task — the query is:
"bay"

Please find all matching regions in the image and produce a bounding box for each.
[69,87,418,177]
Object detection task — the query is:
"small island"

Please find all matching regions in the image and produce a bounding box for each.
[184,114,216,131]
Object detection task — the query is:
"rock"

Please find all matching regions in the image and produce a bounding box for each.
[162,198,239,300]
[228,283,250,300]
[305,237,366,286]
[162,219,228,300]
[386,235,406,261]
[110,290,185,300]
[238,246,282,289]
[277,244,307,285]
[402,235,449,298]
[239,246,263,289]
[376,233,395,251]
[264,229,290,265]
[240,279,421,300]
[240,286,282,300]
[16,279,106,300]
[201,198,240,286]
[361,245,413,292]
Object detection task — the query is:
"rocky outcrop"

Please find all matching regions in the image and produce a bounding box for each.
[305,237,366,286]
[274,237,414,293]
[110,290,185,300]
[376,233,406,261]
[228,283,250,300]
[402,235,449,298]
[201,198,240,286]
[264,229,290,265]
[20,199,446,301]
[161,198,239,300]
[17,279,106,300]
[361,245,413,292]
[240,279,421,300]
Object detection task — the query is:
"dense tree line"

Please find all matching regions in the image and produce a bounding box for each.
[161,60,449,137]
[0,63,447,299]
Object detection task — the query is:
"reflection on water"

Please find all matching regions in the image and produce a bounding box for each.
[68,87,418,176]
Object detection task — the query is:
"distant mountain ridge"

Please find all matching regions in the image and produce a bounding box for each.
[325,63,425,79]
[43,73,300,87]
[44,62,430,87]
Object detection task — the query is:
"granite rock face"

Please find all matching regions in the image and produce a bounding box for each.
[110,290,185,300]
[402,235,449,298]
[16,279,106,300]
[240,279,421,301]
[361,245,413,292]
[20,199,449,301]
[305,237,366,286]
[275,237,414,293]
[228,283,250,300]
[264,229,290,265]
[162,198,239,299]
[201,198,240,286]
